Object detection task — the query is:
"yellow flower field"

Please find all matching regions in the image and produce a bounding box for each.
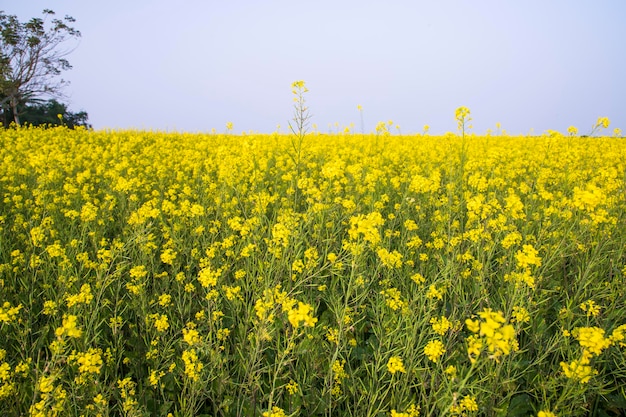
[1,124,626,416]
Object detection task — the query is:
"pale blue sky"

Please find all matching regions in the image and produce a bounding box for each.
[7,1,626,134]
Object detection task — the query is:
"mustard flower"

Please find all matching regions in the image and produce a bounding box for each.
[222,285,242,301]
[331,359,348,396]
[579,300,601,317]
[181,349,203,381]
[0,302,22,323]
[149,369,165,387]
[560,357,596,383]
[117,377,139,414]
[595,116,610,129]
[263,406,287,417]
[424,340,446,363]
[70,348,103,383]
[149,313,169,332]
[14,359,30,376]
[377,248,403,268]
[450,394,478,415]
[466,335,483,363]
[390,404,421,417]
[66,283,93,307]
[515,244,541,269]
[426,284,444,301]
[430,316,452,336]
[455,106,471,133]
[387,356,406,374]
[573,326,611,356]
[291,80,306,90]
[380,288,407,312]
[609,324,626,347]
[183,327,201,346]
[55,314,82,338]
[501,231,522,249]
[291,259,305,274]
[459,395,479,412]
[512,306,530,324]
[38,375,56,394]
[160,248,177,265]
[198,266,221,287]
[455,106,470,122]
[285,380,299,395]
[348,212,385,246]
[287,302,317,328]
[129,265,147,279]
[304,247,319,266]
[404,219,418,231]
[537,411,557,417]
[504,269,536,289]
[332,359,348,382]
[158,293,172,307]
[42,300,58,315]
[407,236,423,249]
[466,309,518,361]
[411,272,425,285]
[0,362,10,382]
[326,327,339,345]
[46,243,65,258]
[79,202,98,222]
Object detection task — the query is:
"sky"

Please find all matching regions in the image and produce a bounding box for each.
[5,1,626,135]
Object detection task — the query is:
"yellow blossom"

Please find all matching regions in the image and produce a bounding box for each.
[560,357,596,383]
[426,284,444,301]
[263,406,287,417]
[515,244,541,269]
[579,300,601,317]
[512,306,530,324]
[387,356,406,374]
[287,302,317,328]
[424,340,446,363]
[183,327,201,346]
[573,326,611,356]
[66,283,93,307]
[55,314,82,338]
[380,288,407,312]
[430,316,452,336]
[181,349,203,381]
[149,313,170,332]
[0,302,22,323]
[285,380,299,395]
[158,293,172,307]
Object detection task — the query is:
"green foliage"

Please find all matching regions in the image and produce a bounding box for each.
[1,99,90,129]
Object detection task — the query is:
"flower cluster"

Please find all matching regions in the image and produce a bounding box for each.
[465,309,518,362]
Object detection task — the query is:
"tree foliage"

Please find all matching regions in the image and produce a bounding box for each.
[0,9,81,125]
[1,98,90,129]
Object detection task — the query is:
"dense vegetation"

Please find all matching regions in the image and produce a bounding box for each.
[1,122,625,416]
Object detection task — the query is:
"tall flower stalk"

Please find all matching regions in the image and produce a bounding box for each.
[288,80,311,208]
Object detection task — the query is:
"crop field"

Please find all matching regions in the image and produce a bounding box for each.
[1,122,626,416]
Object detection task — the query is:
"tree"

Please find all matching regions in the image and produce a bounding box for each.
[0,9,80,125]
[1,98,90,129]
